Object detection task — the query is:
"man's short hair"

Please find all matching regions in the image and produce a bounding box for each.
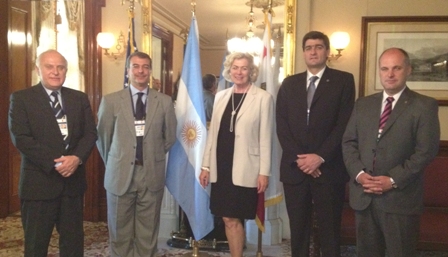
[302,31,330,50]
[202,74,216,90]
[126,51,152,69]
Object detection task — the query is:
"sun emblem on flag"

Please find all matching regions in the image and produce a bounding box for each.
[181,120,202,148]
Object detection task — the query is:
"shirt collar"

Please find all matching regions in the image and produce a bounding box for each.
[42,85,61,97]
[129,85,148,96]
[307,67,326,81]
[382,86,406,103]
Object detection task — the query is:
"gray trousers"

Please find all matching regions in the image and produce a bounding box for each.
[355,200,420,257]
[107,165,164,257]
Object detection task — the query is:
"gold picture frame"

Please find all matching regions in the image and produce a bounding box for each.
[359,16,448,105]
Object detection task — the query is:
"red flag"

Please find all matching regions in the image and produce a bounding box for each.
[255,193,265,232]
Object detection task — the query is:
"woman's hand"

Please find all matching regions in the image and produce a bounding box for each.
[199,169,210,188]
[257,175,269,194]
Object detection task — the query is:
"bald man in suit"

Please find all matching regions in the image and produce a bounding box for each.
[342,48,440,256]
[96,51,176,257]
[9,49,97,257]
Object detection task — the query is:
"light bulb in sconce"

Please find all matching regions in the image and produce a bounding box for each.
[328,31,350,62]
[97,32,126,60]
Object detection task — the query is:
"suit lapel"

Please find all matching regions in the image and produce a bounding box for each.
[368,94,383,141]
[60,88,74,143]
[311,68,331,108]
[35,85,64,142]
[236,85,256,120]
[144,90,159,136]
[120,89,137,137]
[34,84,56,119]
[291,73,308,112]
[214,88,232,123]
[380,88,411,137]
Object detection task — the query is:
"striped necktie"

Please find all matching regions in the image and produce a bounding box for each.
[51,91,64,119]
[379,96,394,133]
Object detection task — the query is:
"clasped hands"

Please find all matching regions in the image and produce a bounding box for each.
[54,155,80,177]
[296,154,322,178]
[199,168,269,194]
[357,172,394,194]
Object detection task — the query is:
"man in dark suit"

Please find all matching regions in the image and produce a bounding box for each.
[342,48,440,257]
[8,49,97,257]
[276,31,355,257]
[96,51,176,257]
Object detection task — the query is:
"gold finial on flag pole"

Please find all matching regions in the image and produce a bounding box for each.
[120,0,142,11]
[191,0,196,16]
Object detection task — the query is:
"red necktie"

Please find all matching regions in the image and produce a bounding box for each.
[379,96,394,133]
[374,96,395,170]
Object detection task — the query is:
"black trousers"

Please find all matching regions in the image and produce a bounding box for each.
[21,195,84,257]
[284,179,345,257]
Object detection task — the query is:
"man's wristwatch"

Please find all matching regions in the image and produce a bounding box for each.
[390,178,398,189]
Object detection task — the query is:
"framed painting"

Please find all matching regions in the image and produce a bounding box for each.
[359,16,448,105]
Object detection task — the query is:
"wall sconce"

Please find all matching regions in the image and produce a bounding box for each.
[179,28,189,44]
[97,32,126,60]
[328,31,350,62]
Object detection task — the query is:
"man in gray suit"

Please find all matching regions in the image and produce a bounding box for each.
[342,48,440,257]
[96,51,177,257]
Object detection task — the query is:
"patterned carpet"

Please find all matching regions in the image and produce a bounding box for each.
[1,212,448,256]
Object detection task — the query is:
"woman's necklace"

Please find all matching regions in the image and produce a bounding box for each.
[230,85,250,132]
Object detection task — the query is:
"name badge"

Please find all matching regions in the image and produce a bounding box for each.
[57,115,68,136]
[135,120,145,137]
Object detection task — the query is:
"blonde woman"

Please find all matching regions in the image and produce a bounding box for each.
[200,52,274,257]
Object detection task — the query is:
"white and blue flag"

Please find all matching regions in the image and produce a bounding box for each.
[166,15,214,240]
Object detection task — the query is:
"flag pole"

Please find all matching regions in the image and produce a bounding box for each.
[178,2,212,256]
[256,229,263,257]
[182,240,211,257]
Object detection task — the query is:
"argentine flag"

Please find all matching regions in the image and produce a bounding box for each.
[166,15,214,240]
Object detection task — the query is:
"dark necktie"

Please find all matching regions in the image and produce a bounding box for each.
[135,92,145,164]
[379,96,394,132]
[51,91,64,119]
[307,76,318,109]
[51,91,69,146]
[135,92,145,120]
[307,76,318,125]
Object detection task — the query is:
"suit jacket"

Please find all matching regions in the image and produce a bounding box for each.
[276,67,355,185]
[96,87,177,196]
[203,90,215,122]
[342,87,440,215]
[202,85,274,188]
[8,83,97,200]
